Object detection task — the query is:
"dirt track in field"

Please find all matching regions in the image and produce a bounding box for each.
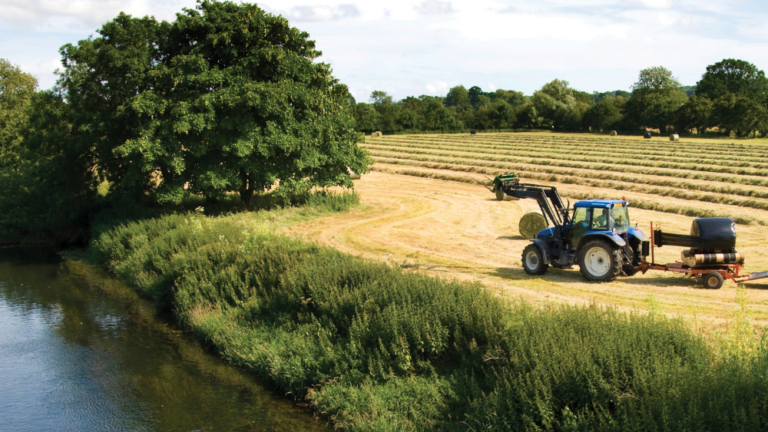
[284,171,768,329]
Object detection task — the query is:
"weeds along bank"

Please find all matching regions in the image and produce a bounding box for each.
[86,194,768,431]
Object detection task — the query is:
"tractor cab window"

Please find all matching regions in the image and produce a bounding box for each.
[612,205,630,233]
[569,207,590,247]
[591,208,610,230]
[572,207,588,227]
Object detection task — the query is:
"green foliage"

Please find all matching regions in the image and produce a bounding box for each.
[626,66,688,131]
[57,1,370,206]
[444,85,471,112]
[351,60,768,137]
[696,59,768,103]
[583,99,623,132]
[90,211,768,430]
[712,94,768,137]
[0,91,102,242]
[0,58,38,168]
[352,103,381,133]
[674,94,713,134]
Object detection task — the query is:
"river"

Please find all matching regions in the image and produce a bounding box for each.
[0,248,329,432]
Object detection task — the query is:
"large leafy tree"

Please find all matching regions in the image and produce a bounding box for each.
[712,94,768,136]
[582,99,623,132]
[696,59,768,103]
[444,85,471,112]
[59,1,369,206]
[0,59,38,168]
[625,66,687,131]
[674,95,713,134]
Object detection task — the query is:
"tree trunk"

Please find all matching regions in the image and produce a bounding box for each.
[239,169,254,207]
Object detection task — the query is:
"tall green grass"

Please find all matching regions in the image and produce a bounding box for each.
[89,208,768,430]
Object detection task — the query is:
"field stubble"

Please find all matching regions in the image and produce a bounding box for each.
[287,136,768,331]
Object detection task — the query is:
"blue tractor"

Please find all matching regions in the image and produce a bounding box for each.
[498,182,649,282]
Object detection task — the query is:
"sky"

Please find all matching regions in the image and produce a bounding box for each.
[2,0,768,101]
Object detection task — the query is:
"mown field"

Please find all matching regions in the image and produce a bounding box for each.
[286,132,768,332]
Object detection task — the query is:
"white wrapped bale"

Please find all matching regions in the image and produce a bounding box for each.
[610,130,617,136]
[670,134,680,141]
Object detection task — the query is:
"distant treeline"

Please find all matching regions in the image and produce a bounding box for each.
[350,59,768,137]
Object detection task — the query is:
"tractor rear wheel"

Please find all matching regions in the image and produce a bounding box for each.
[702,272,724,289]
[495,189,505,201]
[578,240,622,282]
[522,244,549,275]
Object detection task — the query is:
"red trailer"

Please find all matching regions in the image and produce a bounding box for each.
[637,222,768,289]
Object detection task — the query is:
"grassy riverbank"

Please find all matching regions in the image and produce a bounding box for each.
[85,192,768,431]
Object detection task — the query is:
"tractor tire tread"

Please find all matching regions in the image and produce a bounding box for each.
[522,244,549,275]
[578,239,622,282]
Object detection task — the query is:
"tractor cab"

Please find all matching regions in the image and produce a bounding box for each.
[569,200,631,249]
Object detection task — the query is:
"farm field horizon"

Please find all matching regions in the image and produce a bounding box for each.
[285,132,768,330]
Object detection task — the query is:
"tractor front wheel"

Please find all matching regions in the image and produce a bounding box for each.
[579,240,622,282]
[522,244,549,275]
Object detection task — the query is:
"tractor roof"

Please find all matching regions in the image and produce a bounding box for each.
[574,199,628,209]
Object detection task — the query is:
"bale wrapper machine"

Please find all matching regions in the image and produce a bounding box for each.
[637,218,768,289]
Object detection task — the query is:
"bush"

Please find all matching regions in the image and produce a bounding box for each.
[89,208,768,431]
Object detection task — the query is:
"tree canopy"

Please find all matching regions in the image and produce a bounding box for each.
[57,1,369,206]
[696,59,768,103]
[626,66,687,131]
[0,59,38,167]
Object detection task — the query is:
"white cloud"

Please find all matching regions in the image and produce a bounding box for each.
[414,0,455,16]
[285,4,361,22]
[425,80,455,95]
[0,0,189,32]
[634,0,672,9]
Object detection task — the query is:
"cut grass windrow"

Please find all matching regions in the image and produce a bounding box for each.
[381,133,768,153]
[372,157,768,213]
[365,146,768,187]
[371,166,765,225]
[362,142,768,178]
[369,152,768,201]
[366,137,768,170]
[370,134,768,159]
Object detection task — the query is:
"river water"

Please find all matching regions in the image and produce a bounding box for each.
[0,248,329,432]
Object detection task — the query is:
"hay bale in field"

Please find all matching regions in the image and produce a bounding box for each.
[519,210,548,239]
[670,134,680,141]
[371,131,383,138]
[609,130,618,136]
[470,129,477,135]
[348,167,361,180]
[644,132,652,139]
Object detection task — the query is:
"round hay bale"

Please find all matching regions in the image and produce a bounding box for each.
[348,167,361,180]
[643,132,652,139]
[609,130,617,136]
[495,189,505,201]
[669,133,680,141]
[519,210,548,239]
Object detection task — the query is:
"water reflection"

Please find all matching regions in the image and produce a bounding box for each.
[0,248,328,432]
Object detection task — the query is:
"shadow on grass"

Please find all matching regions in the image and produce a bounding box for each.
[497,235,525,240]
[492,266,580,282]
